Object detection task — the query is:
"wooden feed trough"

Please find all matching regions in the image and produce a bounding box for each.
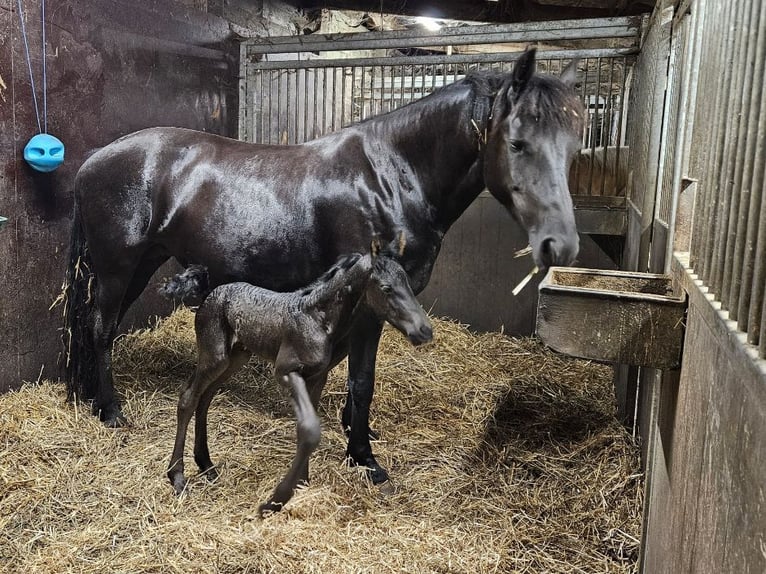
[536,267,686,369]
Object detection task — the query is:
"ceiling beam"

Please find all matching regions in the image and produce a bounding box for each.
[290,0,654,24]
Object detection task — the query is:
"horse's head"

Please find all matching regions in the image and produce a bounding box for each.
[365,235,433,346]
[484,48,585,270]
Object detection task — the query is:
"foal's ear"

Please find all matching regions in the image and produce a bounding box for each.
[510,47,537,100]
[560,59,579,88]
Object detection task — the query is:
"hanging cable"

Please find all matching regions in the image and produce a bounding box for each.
[18,0,64,173]
[15,0,42,133]
[41,0,47,133]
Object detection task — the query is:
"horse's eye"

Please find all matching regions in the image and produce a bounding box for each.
[510,140,525,153]
[381,285,393,294]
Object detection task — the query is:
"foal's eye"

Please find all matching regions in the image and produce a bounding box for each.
[509,140,525,153]
[381,285,393,294]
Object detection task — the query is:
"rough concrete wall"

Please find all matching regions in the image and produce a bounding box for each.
[0,0,239,392]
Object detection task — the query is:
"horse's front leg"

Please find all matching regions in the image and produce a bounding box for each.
[259,370,321,516]
[344,312,387,484]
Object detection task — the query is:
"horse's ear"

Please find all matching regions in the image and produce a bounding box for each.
[397,231,407,257]
[510,47,536,100]
[560,59,579,88]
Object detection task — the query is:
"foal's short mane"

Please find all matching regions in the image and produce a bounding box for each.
[298,254,367,308]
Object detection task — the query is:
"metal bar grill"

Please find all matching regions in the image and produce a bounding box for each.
[679,0,766,358]
[244,54,634,202]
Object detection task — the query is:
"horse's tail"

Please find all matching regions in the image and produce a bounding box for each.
[159,264,210,306]
[60,204,98,402]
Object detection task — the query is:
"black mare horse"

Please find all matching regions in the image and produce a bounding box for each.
[63,48,585,485]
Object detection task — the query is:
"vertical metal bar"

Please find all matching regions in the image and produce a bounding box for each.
[721,0,762,306]
[313,66,320,137]
[729,0,766,318]
[588,57,602,195]
[302,68,309,142]
[331,67,337,132]
[693,0,728,277]
[286,69,292,144]
[410,62,416,105]
[614,58,629,197]
[369,64,376,116]
[760,289,766,359]
[600,57,615,197]
[737,58,766,331]
[746,169,766,346]
[388,66,396,111]
[340,66,347,128]
[267,70,274,144]
[574,58,590,196]
[710,0,747,296]
[359,66,374,120]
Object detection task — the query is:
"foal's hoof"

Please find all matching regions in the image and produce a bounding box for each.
[258,500,284,517]
[170,475,188,496]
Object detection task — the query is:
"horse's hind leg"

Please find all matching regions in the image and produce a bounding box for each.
[118,251,170,324]
[193,347,252,481]
[88,250,167,427]
[260,371,321,516]
[90,272,134,426]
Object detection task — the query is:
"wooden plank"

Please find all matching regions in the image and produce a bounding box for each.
[641,255,766,572]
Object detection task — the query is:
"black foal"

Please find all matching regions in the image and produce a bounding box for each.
[167,251,432,515]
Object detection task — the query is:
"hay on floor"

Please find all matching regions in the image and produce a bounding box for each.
[0,308,642,573]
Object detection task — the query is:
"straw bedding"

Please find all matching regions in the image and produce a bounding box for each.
[0,309,642,573]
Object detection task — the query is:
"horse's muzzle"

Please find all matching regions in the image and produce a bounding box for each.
[537,235,579,269]
[408,324,434,346]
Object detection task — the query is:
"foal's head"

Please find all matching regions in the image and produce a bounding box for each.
[483,48,585,270]
[365,236,433,346]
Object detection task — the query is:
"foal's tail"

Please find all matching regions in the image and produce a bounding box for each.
[159,264,210,306]
[60,205,98,402]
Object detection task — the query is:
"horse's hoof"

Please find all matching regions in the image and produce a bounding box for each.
[170,475,188,496]
[347,454,389,485]
[200,466,219,483]
[368,464,389,485]
[377,480,396,496]
[96,404,128,428]
[258,500,283,517]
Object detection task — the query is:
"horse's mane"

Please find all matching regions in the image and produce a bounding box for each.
[299,253,368,308]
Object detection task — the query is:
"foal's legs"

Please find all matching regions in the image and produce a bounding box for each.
[295,370,329,485]
[168,356,230,495]
[193,348,252,480]
[259,371,321,515]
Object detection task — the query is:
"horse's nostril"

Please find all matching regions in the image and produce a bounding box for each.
[541,237,559,265]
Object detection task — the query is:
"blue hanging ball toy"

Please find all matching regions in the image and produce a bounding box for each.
[24,133,65,172]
